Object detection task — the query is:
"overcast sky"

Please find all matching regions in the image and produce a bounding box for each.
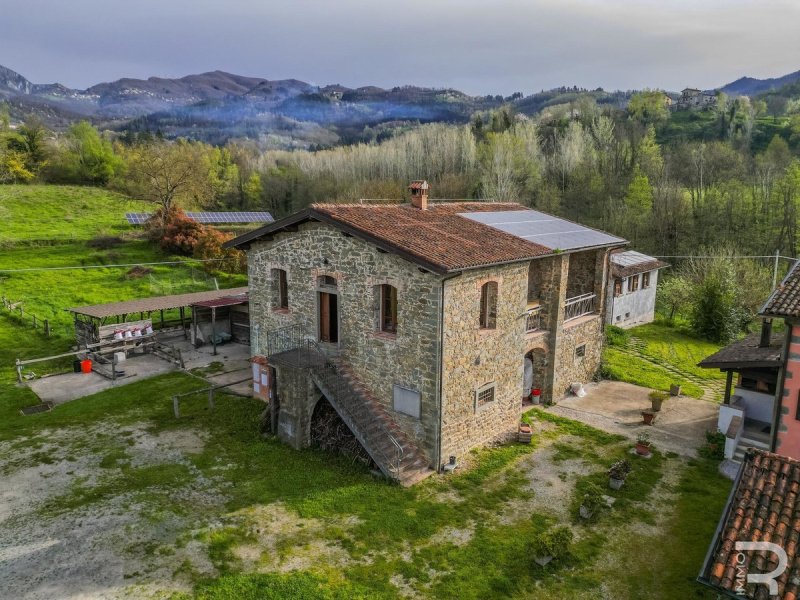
[2,0,799,95]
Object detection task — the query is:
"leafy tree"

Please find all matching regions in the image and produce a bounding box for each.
[657,275,693,322]
[57,121,123,184]
[627,90,668,125]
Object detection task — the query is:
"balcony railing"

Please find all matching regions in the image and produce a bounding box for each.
[526,306,542,332]
[564,293,596,321]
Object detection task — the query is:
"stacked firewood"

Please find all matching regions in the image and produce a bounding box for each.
[311,400,374,467]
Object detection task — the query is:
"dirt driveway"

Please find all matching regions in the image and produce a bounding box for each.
[545,381,718,456]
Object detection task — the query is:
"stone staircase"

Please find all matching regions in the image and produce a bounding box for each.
[310,354,434,487]
[732,423,771,464]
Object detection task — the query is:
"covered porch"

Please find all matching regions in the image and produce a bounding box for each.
[698,325,784,461]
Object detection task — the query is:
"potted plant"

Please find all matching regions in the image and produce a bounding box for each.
[579,483,604,520]
[530,526,574,567]
[635,432,652,456]
[670,383,682,396]
[607,459,632,490]
[641,409,656,425]
[648,390,668,412]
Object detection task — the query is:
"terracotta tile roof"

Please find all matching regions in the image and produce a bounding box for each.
[700,449,800,599]
[697,332,784,369]
[762,261,800,319]
[308,202,551,272]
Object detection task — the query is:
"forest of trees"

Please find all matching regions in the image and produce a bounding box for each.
[2,90,800,340]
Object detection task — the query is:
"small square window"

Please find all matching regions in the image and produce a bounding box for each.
[575,344,586,359]
[475,382,496,410]
[625,312,630,319]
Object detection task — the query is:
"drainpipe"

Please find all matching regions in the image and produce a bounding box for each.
[436,272,462,472]
[771,320,793,452]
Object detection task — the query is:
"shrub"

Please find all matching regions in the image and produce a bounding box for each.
[605,325,630,348]
[580,483,605,514]
[608,459,632,481]
[87,235,123,250]
[193,227,247,274]
[698,429,726,460]
[530,526,574,560]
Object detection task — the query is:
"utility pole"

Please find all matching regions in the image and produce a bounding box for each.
[773,250,780,290]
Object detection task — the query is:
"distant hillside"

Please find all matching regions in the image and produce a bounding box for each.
[718,70,800,97]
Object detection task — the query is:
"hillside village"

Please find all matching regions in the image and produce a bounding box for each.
[2,7,800,597]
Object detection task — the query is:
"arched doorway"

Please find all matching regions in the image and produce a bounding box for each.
[523,347,548,406]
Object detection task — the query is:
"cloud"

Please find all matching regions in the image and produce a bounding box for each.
[1,0,798,94]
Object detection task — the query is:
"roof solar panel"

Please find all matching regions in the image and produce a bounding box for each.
[125,211,274,226]
[460,210,625,251]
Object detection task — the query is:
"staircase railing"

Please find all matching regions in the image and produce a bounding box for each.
[264,324,404,478]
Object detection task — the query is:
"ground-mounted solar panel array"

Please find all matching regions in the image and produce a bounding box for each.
[125,212,274,226]
[460,209,626,251]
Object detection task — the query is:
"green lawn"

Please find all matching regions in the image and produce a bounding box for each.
[0,185,246,339]
[603,322,726,399]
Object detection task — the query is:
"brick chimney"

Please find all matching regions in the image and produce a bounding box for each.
[409,180,430,210]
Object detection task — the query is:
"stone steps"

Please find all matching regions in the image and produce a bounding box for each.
[313,360,434,487]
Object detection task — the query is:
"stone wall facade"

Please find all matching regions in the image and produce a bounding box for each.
[248,222,443,465]
[246,220,615,471]
[440,262,528,462]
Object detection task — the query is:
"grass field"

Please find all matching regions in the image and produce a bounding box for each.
[602,321,726,400]
[0,185,246,338]
[0,184,733,598]
[0,334,731,598]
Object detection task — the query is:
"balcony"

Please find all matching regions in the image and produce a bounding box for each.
[564,293,596,321]
[525,305,542,333]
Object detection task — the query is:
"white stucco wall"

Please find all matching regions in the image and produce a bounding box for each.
[732,387,775,424]
[605,270,659,328]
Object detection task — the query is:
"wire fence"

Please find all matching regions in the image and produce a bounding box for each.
[1,296,56,337]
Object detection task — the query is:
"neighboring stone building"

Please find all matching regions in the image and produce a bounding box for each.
[227,182,626,484]
[605,250,669,328]
[674,87,717,110]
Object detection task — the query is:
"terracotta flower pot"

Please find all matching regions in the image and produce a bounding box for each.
[635,441,651,456]
[642,410,655,425]
[609,477,624,490]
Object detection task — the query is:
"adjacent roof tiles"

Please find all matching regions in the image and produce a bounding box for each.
[610,250,669,279]
[762,261,800,319]
[697,331,784,369]
[125,212,274,225]
[700,449,800,600]
[228,202,628,274]
[69,287,248,319]
[460,209,626,251]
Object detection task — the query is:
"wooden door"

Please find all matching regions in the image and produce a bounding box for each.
[319,292,331,342]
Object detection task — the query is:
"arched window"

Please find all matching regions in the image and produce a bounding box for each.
[272,268,288,309]
[479,281,498,329]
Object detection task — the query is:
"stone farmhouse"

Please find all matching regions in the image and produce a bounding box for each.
[605,250,669,328]
[699,260,800,463]
[674,87,717,110]
[227,182,626,485]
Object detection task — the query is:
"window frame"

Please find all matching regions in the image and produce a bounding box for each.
[628,275,639,293]
[475,381,496,411]
[642,271,651,289]
[479,281,498,330]
[274,268,289,310]
[575,344,586,360]
[380,284,398,334]
[613,279,622,297]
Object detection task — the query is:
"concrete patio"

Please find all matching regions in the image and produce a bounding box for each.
[544,380,718,457]
[26,333,252,405]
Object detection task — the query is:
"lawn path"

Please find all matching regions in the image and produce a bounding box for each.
[622,335,725,403]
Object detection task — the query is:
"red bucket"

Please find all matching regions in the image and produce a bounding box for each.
[80,359,92,374]
[532,388,542,397]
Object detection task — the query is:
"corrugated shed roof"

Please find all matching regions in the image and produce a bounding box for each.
[610,250,669,278]
[69,287,248,319]
[700,449,800,600]
[190,293,249,309]
[762,261,800,319]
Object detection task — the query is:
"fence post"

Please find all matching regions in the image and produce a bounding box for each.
[15,359,22,383]
[32,314,36,329]
[173,396,180,418]
[44,319,50,336]
[773,249,781,290]
[208,388,215,410]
